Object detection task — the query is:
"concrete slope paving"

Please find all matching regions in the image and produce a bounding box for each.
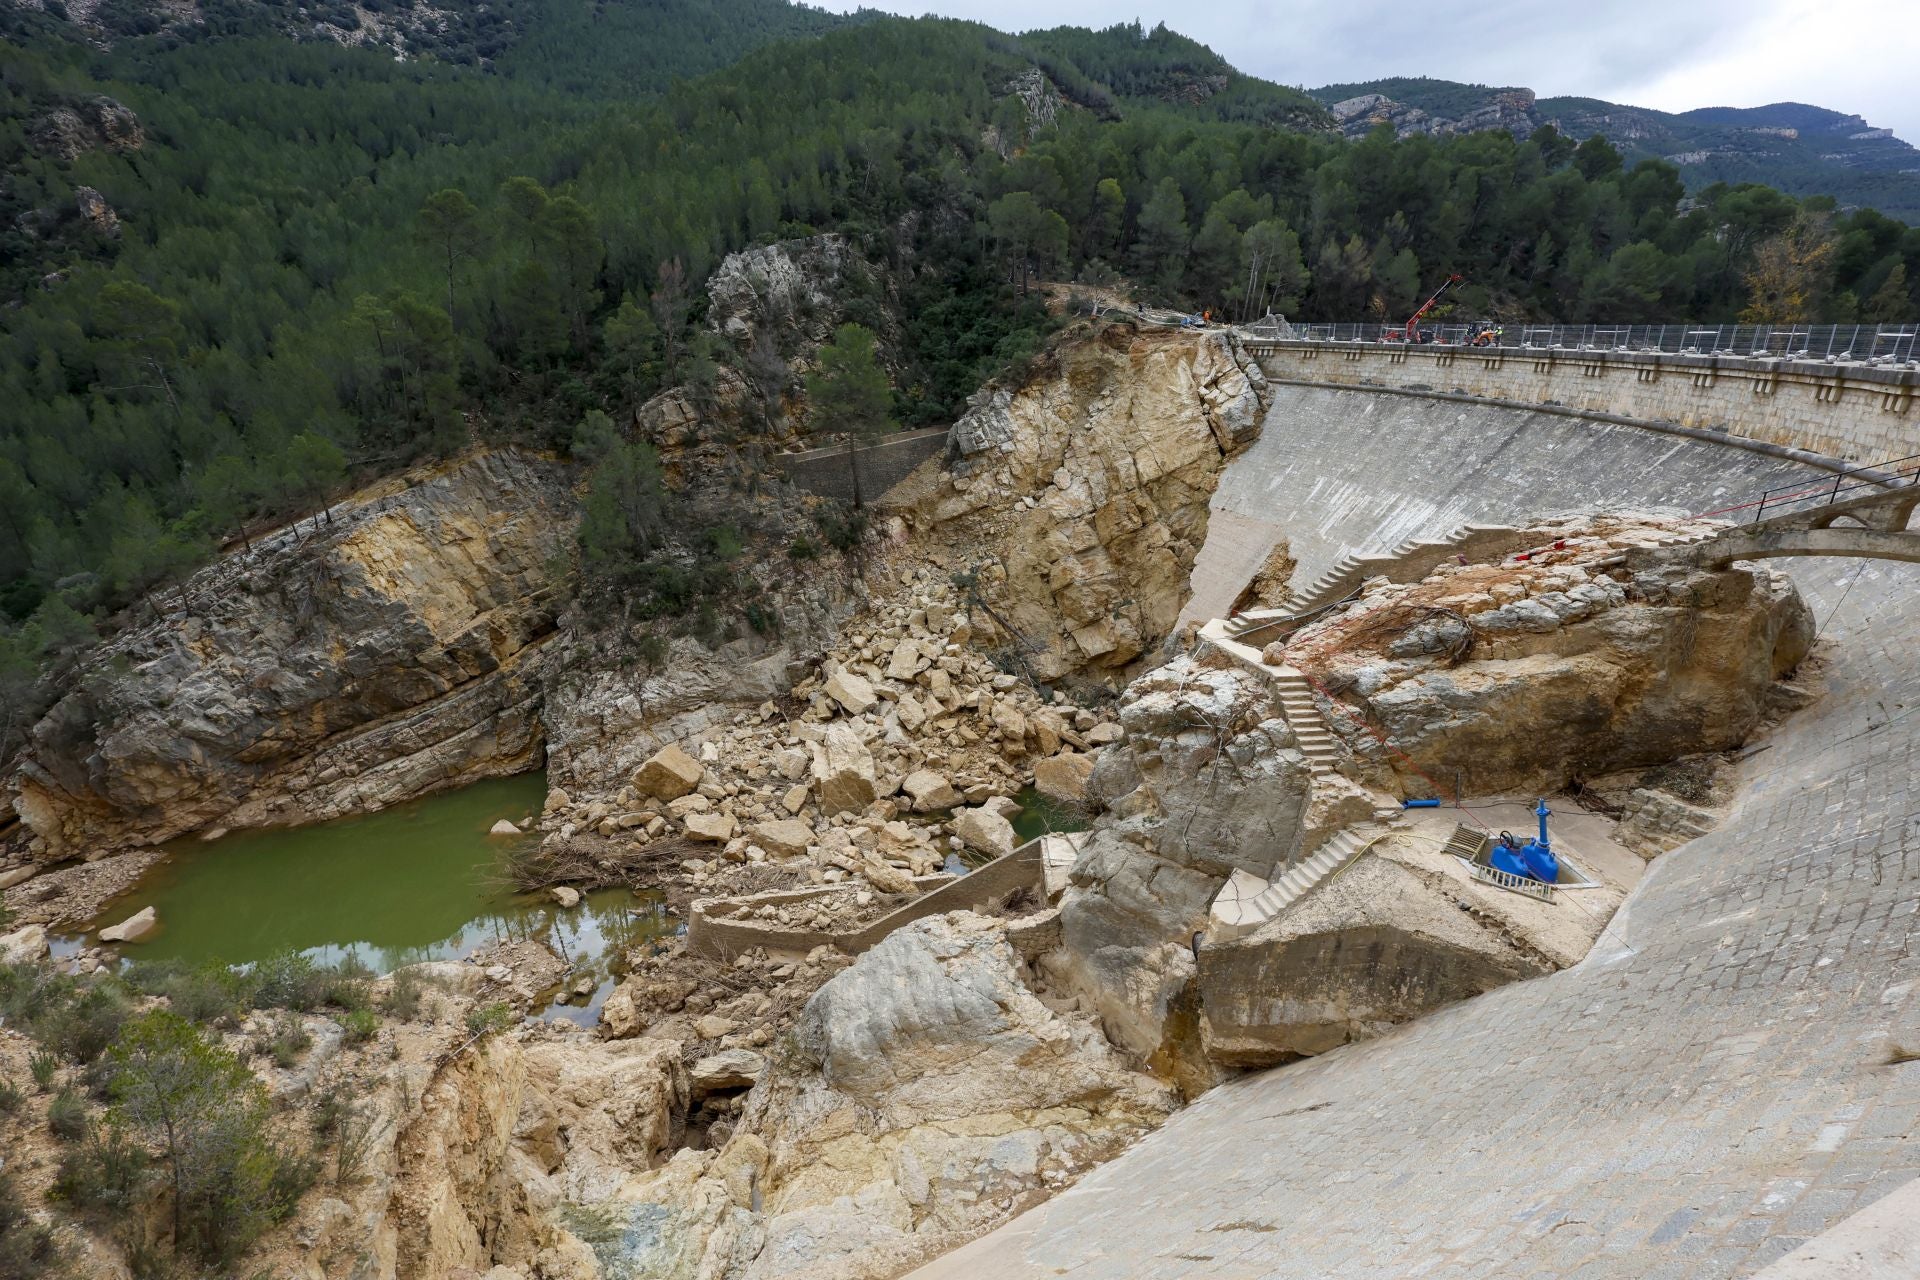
[1182,384,1827,624]
[914,557,1920,1279]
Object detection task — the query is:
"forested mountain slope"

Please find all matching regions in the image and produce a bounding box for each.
[1017,21,1329,129]
[1311,76,1920,222]
[2,2,1918,749]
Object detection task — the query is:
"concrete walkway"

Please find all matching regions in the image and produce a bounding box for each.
[913,558,1920,1279]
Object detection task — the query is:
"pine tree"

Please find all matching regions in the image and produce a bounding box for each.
[413,189,484,329]
[806,324,893,508]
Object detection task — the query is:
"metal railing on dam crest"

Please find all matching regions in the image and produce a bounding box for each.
[1242,316,1920,366]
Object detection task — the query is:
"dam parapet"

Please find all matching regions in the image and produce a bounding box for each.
[1243,334,1919,466]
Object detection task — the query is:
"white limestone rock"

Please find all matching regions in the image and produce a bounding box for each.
[952,806,1016,859]
[899,769,961,812]
[633,744,705,802]
[824,670,878,716]
[98,906,157,944]
[810,724,877,815]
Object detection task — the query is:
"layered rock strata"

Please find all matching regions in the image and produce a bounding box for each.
[1284,514,1814,796]
[896,326,1268,680]
[4,449,573,862]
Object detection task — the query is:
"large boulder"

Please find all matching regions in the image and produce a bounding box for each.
[899,769,960,813]
[1196,856,1546,1065]
[810,724,877,815]
[1293,532,1815,795]
[683,812,736,843]
[633,743,705,802]
[1031,751,1095,805]
[596,914,1174,1280]
[689,1049,766,1098]
[751,818,814,860]
[1054,657,1311,1076]
[951,806,1016,859]
[0,924,48,964]
[98,905,157,943]
[823,670,877,717]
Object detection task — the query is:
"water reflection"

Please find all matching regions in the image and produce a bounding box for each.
[63,774,678,1022]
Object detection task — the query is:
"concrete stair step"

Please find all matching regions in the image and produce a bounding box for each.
[1215,823,1391,935]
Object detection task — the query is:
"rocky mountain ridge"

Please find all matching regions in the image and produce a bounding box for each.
[1312,77,1920,220]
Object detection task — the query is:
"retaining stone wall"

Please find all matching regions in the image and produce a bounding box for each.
[686,843,1045,958]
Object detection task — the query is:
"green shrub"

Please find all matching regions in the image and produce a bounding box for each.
[464,1001,516,1039]
[309,1087,348,1139]
[250,950,322,1011]
[47,1086,88,1142]
[0,1082,19,1114]
[52,1126,150,1214]
[0,1167,68,1279]
[787,536,818,560]
[45,984,131,1064]
[338,1008,379,1046]
[28,1051,56,1091]
[126,960,253,1025]
[253,1014,312,1069]
[319,956,373,1012]
[109,1011,313,1265]
[381,969,423,1020]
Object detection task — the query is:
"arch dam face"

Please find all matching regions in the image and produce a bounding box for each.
[914,341,1920,1280]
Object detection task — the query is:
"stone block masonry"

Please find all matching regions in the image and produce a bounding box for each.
[1248,340,1920,467]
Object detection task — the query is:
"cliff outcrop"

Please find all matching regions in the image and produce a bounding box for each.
[552,913,1173,1280]
[896,325,1268,681]
[3,449,574,862]
[1284,514,1814,796]
[636,234,904,461]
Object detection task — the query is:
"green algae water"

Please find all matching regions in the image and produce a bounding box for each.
[71,774,675,1022]
[1010,787,1088,844]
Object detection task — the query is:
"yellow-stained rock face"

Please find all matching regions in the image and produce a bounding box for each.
[899,326,1267,681]
[3,449,574,864]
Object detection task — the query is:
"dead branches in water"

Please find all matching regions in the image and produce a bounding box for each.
[495,834,699,893]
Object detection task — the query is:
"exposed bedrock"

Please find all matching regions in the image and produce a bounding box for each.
[1288,517,1815,796]
[4,449,574,861]
[1195,857,1548,1067]
[1049,658,1314,1084]
[403,914,1174,1280]
[897,325,1267,680]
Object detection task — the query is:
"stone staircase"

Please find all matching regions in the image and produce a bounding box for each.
[1268,667,1341,777]
[1208,824,1389,941]
[1223,524,1542,645]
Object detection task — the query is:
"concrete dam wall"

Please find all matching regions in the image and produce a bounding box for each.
[1185,383,1833,623]
[1248,339,1920,464]
[917,356,1920,1280]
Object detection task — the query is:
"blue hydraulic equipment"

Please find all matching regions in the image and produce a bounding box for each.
[1489,799,1559,885]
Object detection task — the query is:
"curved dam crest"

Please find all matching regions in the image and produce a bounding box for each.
[1185,382,1833,623]
[917,359,1920,1278]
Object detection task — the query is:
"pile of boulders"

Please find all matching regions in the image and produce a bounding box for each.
[541,570,1120,902]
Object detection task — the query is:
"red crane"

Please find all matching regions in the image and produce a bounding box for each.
[1386,273,1464,343]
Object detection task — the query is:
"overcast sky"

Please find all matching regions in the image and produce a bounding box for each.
[816,0,1920,145]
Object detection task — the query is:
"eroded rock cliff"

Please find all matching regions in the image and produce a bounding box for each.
[896,325,1268,681]
[1285,514,1814,796]
[1049,655,1314,1085]
[554,913,1173,1280]
[4,449,573,861]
